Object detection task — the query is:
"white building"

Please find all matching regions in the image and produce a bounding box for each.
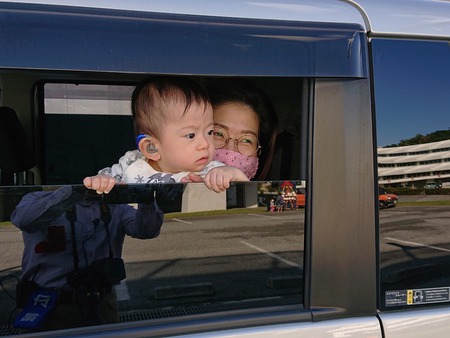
[378,139,450,188]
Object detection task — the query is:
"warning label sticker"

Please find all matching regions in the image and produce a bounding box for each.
[385,287,450,307]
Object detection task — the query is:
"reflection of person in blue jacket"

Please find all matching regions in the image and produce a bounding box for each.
[10,185,163,331]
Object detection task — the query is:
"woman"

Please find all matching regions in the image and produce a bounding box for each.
[208,78,278,180]
[184,78,278,184]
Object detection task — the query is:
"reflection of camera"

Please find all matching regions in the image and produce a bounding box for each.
[67,258,125,325]
[67,258,126,287]
[89,258,126,285]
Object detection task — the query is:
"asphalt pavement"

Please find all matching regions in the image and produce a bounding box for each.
[397,194,450,202]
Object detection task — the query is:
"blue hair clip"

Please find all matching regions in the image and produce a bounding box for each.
[135,133,149,150]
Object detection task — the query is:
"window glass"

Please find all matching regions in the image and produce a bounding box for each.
[0,76,306,333]
[374,39,450,310]
[44,84,135,184]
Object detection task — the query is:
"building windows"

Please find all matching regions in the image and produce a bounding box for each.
[377,139,450,187]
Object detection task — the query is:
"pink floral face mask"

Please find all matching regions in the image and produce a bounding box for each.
[213,148,259,179]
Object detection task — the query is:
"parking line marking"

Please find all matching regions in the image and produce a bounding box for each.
[385,237,450,253]
[171,218,192,224]
[240,240,301,269]
[247,213,283,219]
[380,211,410,215]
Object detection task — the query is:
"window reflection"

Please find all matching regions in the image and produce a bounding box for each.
[375,39,450,309]
[0,182,304,332]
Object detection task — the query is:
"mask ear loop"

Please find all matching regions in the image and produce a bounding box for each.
[256,145,262,157]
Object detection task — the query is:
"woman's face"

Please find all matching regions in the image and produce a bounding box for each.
[212,102,261,179]
[212,102,260,157]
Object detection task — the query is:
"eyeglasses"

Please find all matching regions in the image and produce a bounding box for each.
[213,127,261,157]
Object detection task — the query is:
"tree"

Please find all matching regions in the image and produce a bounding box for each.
[386,129,450,147]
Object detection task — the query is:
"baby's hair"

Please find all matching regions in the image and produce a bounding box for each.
[132,76,210,139]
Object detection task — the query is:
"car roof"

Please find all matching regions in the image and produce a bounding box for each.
[1,0,449,39]
[356,0,450,39]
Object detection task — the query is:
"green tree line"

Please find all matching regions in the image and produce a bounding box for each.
[386,129,450,147]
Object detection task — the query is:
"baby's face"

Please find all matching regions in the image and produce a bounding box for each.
[155,100,215,174]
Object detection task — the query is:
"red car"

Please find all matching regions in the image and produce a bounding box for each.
[296,188,306,208]
[379,187,398,209]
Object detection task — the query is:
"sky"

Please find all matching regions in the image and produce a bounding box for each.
[372,39,450,147]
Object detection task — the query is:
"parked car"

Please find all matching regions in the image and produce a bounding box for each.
[296,188,306,208]
[379,187,398,209]
[424,183,437,189]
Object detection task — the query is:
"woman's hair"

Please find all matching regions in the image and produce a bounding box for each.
[207,79,279,180]
[132,76,210,139]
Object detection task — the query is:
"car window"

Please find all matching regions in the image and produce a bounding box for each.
[0,77,308,334]
[374,39,450,310]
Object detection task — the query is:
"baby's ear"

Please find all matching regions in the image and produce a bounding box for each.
[139,137,160,161]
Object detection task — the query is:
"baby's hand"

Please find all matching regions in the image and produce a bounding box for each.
[83,174,116,194]
[204,167,249,193]
[180,173,204,183]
